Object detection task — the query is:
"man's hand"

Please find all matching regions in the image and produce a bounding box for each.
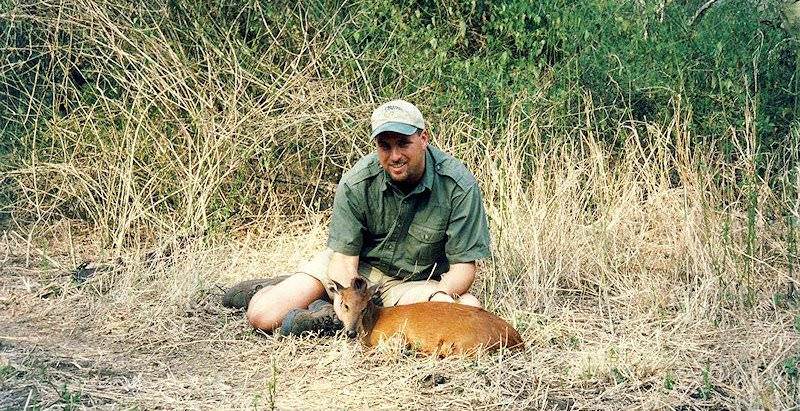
[327,251,360,287]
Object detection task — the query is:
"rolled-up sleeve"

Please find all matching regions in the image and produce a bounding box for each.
[326,182,365,256]
[445,183,491,263]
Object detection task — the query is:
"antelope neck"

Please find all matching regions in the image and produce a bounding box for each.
[360,300,380,335]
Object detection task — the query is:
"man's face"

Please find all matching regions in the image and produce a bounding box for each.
[375,130,429,188]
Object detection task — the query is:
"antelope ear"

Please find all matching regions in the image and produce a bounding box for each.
[351,276,367,293]
[328,280,345,296]
[366,283,380,297]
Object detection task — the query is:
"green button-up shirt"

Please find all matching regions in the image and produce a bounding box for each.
[327,145,491,281]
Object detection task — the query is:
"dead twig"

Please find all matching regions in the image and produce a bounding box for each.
[689,0,721,26]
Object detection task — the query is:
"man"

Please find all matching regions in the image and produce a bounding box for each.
[223,99,491,336]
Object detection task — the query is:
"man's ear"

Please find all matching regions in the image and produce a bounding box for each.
[419,129,429,145]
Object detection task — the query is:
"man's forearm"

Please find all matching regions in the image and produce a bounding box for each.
[327,251,360,286]
[438,262,477,295]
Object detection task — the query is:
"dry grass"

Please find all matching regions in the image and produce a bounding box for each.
[2,0,800,409]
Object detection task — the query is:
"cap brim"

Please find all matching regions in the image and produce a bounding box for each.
[371,122,418,139]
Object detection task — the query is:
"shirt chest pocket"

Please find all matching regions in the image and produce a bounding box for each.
[406,223,446,265]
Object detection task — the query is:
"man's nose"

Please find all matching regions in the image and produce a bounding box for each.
[346,330,357,339]
[389,147,403,161]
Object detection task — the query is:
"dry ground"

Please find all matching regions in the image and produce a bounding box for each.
[1,222,798,410]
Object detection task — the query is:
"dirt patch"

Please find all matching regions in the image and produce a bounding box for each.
[0,318,139,409]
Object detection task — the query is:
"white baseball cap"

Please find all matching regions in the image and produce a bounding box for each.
[370,99,425,139]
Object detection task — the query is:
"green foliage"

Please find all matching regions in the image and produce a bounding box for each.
[699,364,715,400]
[664,373,676,391]
[223,0,797,137]
[555,0,796,142]
[610,367,628,384]
[58,383,82,410]
[266,355,278,410]
[0,364,18,382]
[785,355,800,402]
[783,355,800,382]
[305,0,797,143]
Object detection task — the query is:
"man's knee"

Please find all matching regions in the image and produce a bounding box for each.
[246,309,279,331]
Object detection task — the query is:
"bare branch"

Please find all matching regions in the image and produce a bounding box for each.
[689,0,721,26]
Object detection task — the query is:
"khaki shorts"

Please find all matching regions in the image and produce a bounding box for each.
[297,248,438,307]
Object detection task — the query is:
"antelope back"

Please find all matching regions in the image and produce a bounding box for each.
[367,302,524,356]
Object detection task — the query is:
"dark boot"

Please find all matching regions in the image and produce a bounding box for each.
[221,275,289,309]
[278,300,342,337]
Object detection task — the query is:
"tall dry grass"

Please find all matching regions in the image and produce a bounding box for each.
[2,0,375,253]
[1,0,799,409]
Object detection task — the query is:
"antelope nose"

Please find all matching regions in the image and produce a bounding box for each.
[346,330,357,339]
